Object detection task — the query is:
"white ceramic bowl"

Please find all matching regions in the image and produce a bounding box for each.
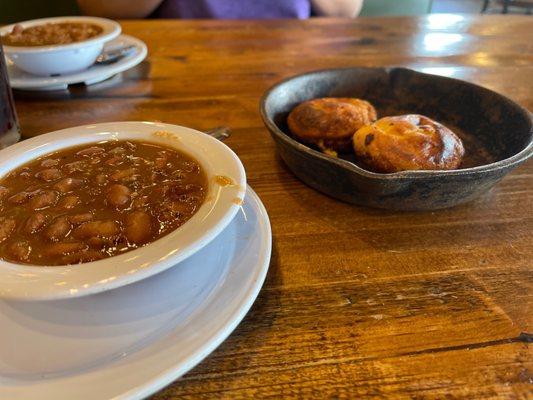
[0,121,247,300]
[1,16,121,76]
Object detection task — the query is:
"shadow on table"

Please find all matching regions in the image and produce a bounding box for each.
[272,152,503,253]
[165,240,283,391]
[12,61,152,101]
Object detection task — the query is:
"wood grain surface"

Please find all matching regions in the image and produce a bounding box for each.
[12,15,533,399]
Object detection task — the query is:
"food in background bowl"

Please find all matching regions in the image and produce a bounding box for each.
[1,22,103,47]
[353,114,465,173]
[287,96,464,172]
[0,140,207,266]
[0,17,121,76]
[287,97,377,156]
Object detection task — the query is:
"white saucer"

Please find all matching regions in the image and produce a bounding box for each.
[0,187,271,399]
[7,34,147,91]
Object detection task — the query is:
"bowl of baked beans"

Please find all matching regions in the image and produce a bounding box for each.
[0,16,121,76]
[0,121,247,300]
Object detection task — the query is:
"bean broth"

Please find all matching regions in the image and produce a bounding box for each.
[0,140,207,266]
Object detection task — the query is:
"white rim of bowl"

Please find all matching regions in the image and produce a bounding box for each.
[0,16,121,53]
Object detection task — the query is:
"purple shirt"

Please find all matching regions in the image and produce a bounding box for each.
[153,0,311,19]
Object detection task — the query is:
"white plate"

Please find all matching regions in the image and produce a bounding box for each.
[7,34,147,91]
[0,121,246,300]
[0,187,271,399]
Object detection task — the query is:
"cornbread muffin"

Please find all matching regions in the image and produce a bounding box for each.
[353,114,464,173]
[288,97,377,156]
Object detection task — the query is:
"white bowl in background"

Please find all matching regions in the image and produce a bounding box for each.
[0,121,247,300]
[0,16,121,76]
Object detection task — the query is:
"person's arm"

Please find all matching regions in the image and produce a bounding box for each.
[311,0,364,17]
[76,0,164,18]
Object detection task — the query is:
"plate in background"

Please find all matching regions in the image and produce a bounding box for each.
[6,34,147,91]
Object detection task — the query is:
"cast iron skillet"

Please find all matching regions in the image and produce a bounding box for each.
[260,67,533,210]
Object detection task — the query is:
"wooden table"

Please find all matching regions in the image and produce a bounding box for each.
[13,15,532,399]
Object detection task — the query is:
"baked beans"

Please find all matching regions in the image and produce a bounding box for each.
[0,140,207,266]
[2,22,103,47]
